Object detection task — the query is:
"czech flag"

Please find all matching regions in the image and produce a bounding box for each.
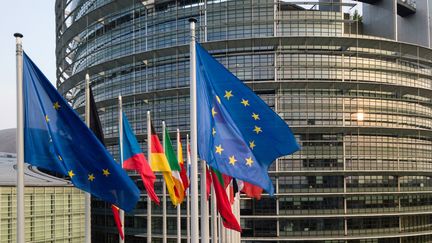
[122,112,160,204]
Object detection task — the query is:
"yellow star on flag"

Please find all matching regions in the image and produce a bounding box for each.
[53,102,61,110]
[229,155,237,165]
[102,169,110,177]
[245,157,254,167]
[58,155,62,161]
[68,170,75,178]
[253,126,262,134]
[88,174,95,181]
[212,107,217,117]
[212,128,216,136]
[252,113,260,120]
[249,141,256,150]
[45,115,50,122]
[224,90,233,100]
[241,99,250,107]
[215,145,224,155]
[216,95,221,104]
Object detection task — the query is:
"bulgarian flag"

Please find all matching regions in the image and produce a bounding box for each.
[177,130,189,193]
[164,126,185,204]
[210,168,242,232]
[149,122,179,206]
[121,112,160,204]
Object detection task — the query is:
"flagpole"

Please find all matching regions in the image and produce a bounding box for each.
[176,129,181,243]
[84,74,92,243]
[218,215,223,243]
[211,186,218,243]
[201,160,209,242]
[186,134,191,243]
[146,111,152,243]
[188,17,200,243]
[118,96,125,243]
[224,186,230,243]
[235,193,241,243]
[14,32,25,243]
[224,185,229,242]
[162,121,167,243]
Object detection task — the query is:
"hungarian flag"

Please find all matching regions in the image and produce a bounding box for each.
[88,87,124,239]
[210,168,242,232]
[121,112,159,204]
[149,122,179,206]
[177,130,189,193]
[163,126,185,204]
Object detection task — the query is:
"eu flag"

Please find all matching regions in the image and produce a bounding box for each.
[196,43,300,195]
[23,52,140,212]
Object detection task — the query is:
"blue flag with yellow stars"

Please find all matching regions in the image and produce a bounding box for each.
[196,43,300,195]
[23,52,140,212]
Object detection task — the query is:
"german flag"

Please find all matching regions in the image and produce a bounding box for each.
[149,122,179,206]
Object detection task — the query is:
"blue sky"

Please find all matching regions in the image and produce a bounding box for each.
[0,0,56,130]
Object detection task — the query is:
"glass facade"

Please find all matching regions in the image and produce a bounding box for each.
[0,187,85,243]
[0,153,85,242]
[55,0,432,241]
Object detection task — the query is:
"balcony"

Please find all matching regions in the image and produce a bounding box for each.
[397,0,416,17]
[357,0,416,17]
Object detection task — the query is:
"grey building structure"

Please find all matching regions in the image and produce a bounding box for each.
[55,0,432,242]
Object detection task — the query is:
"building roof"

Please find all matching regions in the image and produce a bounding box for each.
[0,128,16,153]
[0,152,71,187]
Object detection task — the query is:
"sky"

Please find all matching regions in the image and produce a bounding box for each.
[0,1,56,130]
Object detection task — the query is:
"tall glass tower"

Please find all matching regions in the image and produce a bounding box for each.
[56,0,432,242]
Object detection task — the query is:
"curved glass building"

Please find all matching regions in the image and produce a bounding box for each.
[56,0,432,242]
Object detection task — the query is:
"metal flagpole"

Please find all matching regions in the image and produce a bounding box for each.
[235,193,241,242]
[14,32,25,243]
[201,160,209,242]
[220,215,226,243]
[224,186,230,243]
[162,121,167,243]
[176,129,182,243]
[118,96,125,243]
[186,134,191,243]
[211,186,218,243]
[146,111,152,243]
[177,203,181,243]
[188,18,200,243]
[84,74,92,243]
[218,215,223,243]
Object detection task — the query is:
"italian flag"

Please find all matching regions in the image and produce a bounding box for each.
[164,127,185,204]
